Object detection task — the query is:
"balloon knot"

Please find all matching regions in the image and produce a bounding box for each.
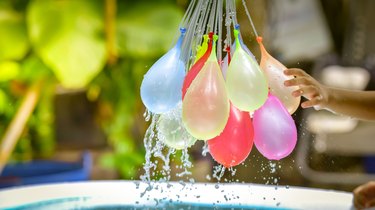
[235,24,240,30]
[225,46,230,52]
[213,34,218,42]
[180,27,186,34]
[208,32,214,39]
[256,36,263,43]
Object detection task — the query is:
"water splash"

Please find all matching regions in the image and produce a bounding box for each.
[143,109,152,122]
[201,141,209,157]
[176,148,193,178]
[141,113,159,182]
[213,165,226,181]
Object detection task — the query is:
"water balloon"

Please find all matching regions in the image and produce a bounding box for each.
[194,34,209,63]
[222,36,256,79]
[158,103,197,150]
[140,28,186,114]
[257,37,300,114]
[226,29,268,112]
[182,35,229,140]
[182,33,214,99]
[253,94,297,160]
[208,103,254,167]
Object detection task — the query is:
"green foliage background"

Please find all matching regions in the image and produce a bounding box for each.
[0,0,183,179]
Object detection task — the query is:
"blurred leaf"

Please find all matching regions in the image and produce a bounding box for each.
[117,2,183,59]
[0,61,20,82]
[27,0,106,88]
[30,81,55,158]
[19,55,52,82]
[99,153,117,169]
[0,6,29,61]
[0,89,8,114]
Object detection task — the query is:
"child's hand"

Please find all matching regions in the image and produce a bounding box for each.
[353,181,375,209]
[284,68,330,109]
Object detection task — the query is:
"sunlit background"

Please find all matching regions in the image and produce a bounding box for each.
[0,0,375,193]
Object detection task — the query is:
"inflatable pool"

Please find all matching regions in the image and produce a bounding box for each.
[0,181,353,210]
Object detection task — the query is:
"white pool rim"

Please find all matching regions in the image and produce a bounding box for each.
[0,181,353,209]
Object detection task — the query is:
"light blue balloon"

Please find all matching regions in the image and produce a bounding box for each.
[141,29,186,114]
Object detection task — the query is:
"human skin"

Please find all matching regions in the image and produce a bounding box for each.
[352,181,375,209]
[284,68,375,121]
[284,68,375,209]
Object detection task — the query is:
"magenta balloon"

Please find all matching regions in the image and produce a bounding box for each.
[253,94,297,160]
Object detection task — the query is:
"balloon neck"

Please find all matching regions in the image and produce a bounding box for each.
[234,29,241,51]
[225,46,231,64]
[176,27,187,48]
[267,89,272,97]
[203,34,209,43]
[199,34,209,49]
[257,36,268,55]
[208,34,219,61]
[213,34,218,43]
[208,32,214,41]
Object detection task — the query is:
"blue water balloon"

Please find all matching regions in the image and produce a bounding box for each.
[141,28,186,114]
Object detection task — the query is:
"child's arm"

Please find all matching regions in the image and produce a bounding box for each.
[284,68,375,121]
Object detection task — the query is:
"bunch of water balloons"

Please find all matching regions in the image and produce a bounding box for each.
[140,0,300,169]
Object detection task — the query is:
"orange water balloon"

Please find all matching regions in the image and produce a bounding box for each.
[257,37,300,114]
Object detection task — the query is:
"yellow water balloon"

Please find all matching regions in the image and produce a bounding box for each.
[194,35,209,63]
[226,29,268,112]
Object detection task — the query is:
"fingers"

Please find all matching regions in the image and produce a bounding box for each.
[284,69,314,87]
[284,68,307,77]
[284,77,313,87]
[301,95,322,108]
[291,86,320,98]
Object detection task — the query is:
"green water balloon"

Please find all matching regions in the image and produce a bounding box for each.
[226,29,268,112]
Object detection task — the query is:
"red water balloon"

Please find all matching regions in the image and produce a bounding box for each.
[208,103,254,168]
[182,33,214,99]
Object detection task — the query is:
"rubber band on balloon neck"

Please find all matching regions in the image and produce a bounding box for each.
[180,27,186,35]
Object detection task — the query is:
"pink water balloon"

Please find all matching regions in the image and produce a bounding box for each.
[253,94,297,160]
[257,37,300,114]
